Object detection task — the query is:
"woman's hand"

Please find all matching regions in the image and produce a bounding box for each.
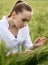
[33,37,46,47]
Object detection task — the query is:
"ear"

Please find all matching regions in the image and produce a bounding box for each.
[12,11,16,18]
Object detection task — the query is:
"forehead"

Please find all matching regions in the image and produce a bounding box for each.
[17,10,32,18]
[23,10,31,16]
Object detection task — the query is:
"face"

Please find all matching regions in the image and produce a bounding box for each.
[13,10,32,29]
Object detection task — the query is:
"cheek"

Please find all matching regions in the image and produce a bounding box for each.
[19,21,24,27]
[21,21,24,25]
[14,19,16,24]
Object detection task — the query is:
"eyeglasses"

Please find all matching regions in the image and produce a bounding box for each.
[21,18,29,22]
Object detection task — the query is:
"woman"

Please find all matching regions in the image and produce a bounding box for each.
[0,0,46,55]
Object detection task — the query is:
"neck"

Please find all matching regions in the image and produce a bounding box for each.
[6,16,19,36]
[7,16,19,30]
[7,16,14,28]
[8,26,18,37]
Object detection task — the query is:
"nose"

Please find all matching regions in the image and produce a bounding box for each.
[24,21,27,26]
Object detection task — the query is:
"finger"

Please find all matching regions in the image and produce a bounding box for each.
[34,37,41,43]
[41,37,46,42]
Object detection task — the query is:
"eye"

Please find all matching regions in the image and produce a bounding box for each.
[22,19,27,22]
[22,18,29,22]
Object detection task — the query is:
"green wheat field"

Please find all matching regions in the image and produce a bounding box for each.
[0,0,48,65]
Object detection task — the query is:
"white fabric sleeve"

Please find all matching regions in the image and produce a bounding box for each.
[24,35,33,50]
[23,25,33,50]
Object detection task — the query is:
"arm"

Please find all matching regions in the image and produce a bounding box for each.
[28,37,46,50]
[23,25,34,51]
[23,25,46,51]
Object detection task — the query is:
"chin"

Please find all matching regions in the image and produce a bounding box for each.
[19,25,25,29]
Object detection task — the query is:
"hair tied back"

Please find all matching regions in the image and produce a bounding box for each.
[16,0,23,5]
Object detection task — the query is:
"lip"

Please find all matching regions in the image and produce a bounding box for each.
[22,25,26,27]
[20,25,25,28]
[21,26,24,28]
